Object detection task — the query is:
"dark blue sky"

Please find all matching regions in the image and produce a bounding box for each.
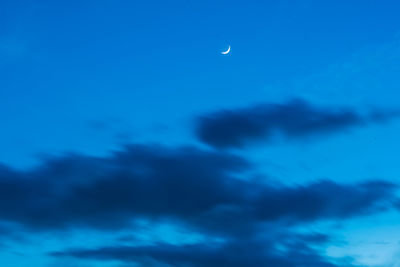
[1,1,400,266]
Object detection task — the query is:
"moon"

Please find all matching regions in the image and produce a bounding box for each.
[221,45,231,55]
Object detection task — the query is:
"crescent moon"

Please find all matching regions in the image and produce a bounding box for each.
[221,45,231,55]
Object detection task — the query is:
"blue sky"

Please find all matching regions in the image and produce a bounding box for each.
[1,1,400,266]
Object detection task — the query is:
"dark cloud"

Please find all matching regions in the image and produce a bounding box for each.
[0,145,249,230]
[195,98,398,149]
[186,180,395,238]
[253,180,394,222]
[0,145,395,234]
[50,237,351,267]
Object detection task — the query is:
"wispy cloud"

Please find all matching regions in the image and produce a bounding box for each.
[196,98,399,149]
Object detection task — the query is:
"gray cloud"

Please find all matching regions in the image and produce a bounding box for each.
[195,98,398,149]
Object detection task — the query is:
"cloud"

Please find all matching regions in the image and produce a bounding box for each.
[0,145,249,230]
[195,98,398,149]
[0,144,395,235]
[50,236,351,267]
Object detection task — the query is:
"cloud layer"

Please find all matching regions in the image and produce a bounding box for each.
[0,98,398,266]
[0,143,395,266]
